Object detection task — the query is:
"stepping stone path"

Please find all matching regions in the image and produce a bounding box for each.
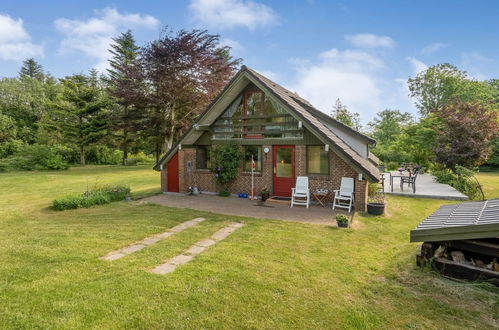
[150,222,244,275]
[100,217,206,261]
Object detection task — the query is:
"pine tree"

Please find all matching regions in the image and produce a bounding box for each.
[51,73,110,166]
[331,98,362,131]
[19,58,45,81]
[106,30,146,164]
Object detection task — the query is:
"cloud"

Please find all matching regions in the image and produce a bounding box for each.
[0,14,43,61]
[219,38,244,53]
[460,51,494,80]
[287,48,383,120]
[344,33,395,49]
[420,42,449,55]
[407,57,428,75]
[54,7,159,71]
[188,0,278,30]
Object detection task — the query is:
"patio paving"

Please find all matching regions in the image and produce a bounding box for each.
[383,173,468,200]
[143,193,349,226]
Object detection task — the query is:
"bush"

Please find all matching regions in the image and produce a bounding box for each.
[384,161,399,171]
[0,139,25,158]
[211,142,242,190]
[0,144,70,171]
[85,145,123,165]
[432,168,456,184]
[53,185,130,211]
[130,151,154,164]
[432,166,484,200]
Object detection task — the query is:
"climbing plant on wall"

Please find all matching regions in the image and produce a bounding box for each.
[210,142,242,195]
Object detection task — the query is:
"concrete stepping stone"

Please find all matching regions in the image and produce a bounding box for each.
[100,217,205,261]
[150,222,245,275]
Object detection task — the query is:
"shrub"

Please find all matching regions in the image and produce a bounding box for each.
[52,185,131,211]
[85,145,123,165]
[211,142,242,191]
[0,144,70,171]
[130,151,154,164]
[432,168,456,184]
[0,139,24,158]
[384,161,399,171]
[432,166,485,200]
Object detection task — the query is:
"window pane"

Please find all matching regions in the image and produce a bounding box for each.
[276,148,292,177]
[243,146,262,171]
[196,146,211,169]
[307,146,328,174]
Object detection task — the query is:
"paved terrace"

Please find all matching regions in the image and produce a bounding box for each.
[143,193,350,226]
[383,173,468,200]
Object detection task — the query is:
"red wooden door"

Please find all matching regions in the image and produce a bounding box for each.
[167,152,179,192]
[273,146,295,197]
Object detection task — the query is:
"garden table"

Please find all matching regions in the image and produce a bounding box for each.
[312,190,330,207]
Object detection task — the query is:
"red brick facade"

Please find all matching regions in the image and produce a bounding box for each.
[161,145,369,211]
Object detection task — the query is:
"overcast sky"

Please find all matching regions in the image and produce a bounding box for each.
[1,0,498,122]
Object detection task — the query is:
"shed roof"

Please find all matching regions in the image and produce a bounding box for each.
[410,199,499,243]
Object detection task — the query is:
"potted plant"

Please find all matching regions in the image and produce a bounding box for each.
[335,214,349,228]
[260,188,270,202]
[367,183,385,215]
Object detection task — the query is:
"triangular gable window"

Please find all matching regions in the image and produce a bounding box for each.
[213,85,302,140]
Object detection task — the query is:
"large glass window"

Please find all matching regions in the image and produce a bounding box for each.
[307,146,328,175]
[244,91,264,138]
[243,146,262,172]
[196,146,211,169]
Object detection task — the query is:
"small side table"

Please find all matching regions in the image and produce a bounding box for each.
[312,190,330,207]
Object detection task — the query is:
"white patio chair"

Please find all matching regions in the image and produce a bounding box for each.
[332,177,354,213]
[291,176,310,208]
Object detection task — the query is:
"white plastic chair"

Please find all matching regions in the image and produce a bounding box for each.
[291,176,310,208]
[332,177,354,213]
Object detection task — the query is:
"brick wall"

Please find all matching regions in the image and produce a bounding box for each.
[161,145,369,210]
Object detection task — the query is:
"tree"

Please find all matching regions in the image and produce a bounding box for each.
[50,73,110,166]
[106,30,147,164]
[19,58,45,81]
[142,28,240,160]
[330,98,362,131]
[0,112,17,143]
[393,117,437,167]
[408,63,467,116]
[408,63,499,117]
[368,109,413,146]
[433,100,498,169]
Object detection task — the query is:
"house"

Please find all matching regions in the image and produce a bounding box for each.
[153,66,380,211]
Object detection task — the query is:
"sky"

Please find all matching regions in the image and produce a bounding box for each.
[1,0,498,122]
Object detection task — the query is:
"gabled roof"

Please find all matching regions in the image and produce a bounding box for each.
[154,66,380,182]
[410,199,499,242]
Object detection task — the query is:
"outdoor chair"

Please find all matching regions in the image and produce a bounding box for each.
[291,176,310,208]
[332,177,355,213]
[400,170,419,193]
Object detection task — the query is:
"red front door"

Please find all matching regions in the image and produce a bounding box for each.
[273,146,295,197]
[167,152,179,192]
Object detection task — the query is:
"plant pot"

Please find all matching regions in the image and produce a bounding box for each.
[367,202,385,215]
[261,192,270,202]
[337,221,348,228]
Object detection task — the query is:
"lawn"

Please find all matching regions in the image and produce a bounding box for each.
[0,166,498,329]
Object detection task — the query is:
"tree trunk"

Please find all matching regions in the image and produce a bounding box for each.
[122,129,129,165]
[155,140,161,162]
[80,145,85,166]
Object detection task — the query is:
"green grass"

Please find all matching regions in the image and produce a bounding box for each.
[0,166,498,329]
